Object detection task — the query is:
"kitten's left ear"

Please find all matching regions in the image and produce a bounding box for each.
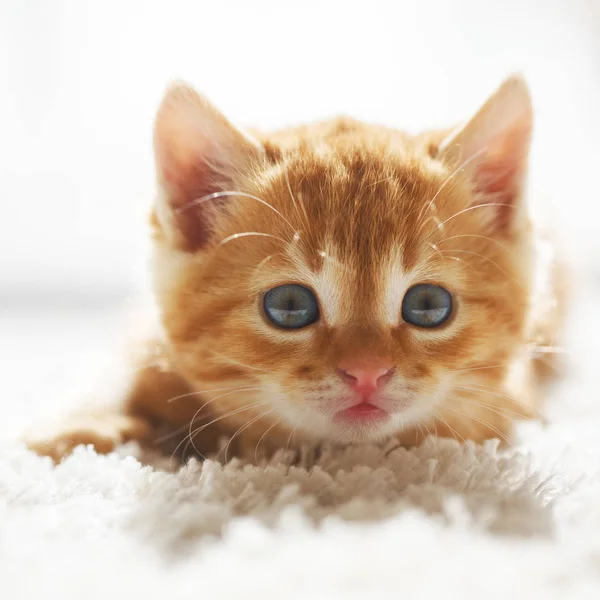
[437,75,533,235]
[153,82,265,251]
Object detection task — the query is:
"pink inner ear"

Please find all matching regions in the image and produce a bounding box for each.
[469,111,531,233]
[156,140,225,251]
[171,172,221,252]
[154,107,217,203]
[154,101,237,249]
[439,76,533,235]
[473,155,521,231]
[153,84,264,252]
[161,154,216,207]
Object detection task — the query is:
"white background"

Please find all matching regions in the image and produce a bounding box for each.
[0,0,599,431]
[1,0,599,302]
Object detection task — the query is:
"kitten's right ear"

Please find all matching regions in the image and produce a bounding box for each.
[436,75,533,236]
[153,83,264,251]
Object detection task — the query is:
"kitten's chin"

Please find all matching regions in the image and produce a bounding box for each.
[276,402,418,445]
[325,412,409,444]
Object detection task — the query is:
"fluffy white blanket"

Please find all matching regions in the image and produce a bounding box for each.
[2,408,600,599]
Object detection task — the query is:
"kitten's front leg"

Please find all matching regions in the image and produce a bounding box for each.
[23,341,204,463]
[23,411,153,463]
[23,340,228,463]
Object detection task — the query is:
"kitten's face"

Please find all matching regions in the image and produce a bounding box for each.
[152,78,533,445]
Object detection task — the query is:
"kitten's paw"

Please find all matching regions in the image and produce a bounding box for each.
[23,413,152,463]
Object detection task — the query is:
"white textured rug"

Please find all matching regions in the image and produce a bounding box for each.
[3,407,600,598]
[2,302,600,599]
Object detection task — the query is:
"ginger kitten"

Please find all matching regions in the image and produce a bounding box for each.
[26,75,563,463]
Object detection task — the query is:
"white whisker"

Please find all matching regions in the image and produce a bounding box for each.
[436,248,511,278]
[450,393,540,419]
[168,388,263,468]
[441,404,511,443]
[184,399,268,464]
[436,233,514,256]
[178,190,296,232]
[433,410,466,444]
[455,363,509,373]
[217,231,285,248]
[437,202,513,228]
[223,409,274,462]
[254,418,284,463]
[284,427,296,455]
[166,384,261,404]
[207,348,272,373]
[418,148,486,223]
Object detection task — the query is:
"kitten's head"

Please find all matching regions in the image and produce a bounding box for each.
[151,77,534,445]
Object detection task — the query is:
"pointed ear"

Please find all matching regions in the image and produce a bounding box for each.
[153,82,264,251]
[437,75,533,235]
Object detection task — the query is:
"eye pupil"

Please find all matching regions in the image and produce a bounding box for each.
[401,284,452,328]
[264,284,320,329]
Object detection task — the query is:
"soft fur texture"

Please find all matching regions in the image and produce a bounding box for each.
[25,75,563,463]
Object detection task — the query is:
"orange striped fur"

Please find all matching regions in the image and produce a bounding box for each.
[26,75,563,463]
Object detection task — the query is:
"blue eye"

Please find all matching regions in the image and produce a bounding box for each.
[263,284,320,329]
[402,284,453,328]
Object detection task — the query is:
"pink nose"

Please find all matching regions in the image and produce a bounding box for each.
[338,365,395,395]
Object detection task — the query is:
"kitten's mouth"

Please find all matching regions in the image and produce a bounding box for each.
[333,403,390,424]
